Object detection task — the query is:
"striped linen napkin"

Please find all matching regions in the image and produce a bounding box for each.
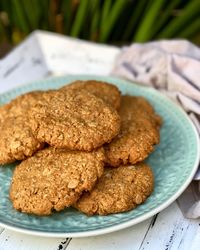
[111,40,200,218]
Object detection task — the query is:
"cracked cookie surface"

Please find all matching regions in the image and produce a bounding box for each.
[10,147,105,215]
[29,89,121,151]
[0,91,45,164]
[61,80,121,110]
[105,96,162,166]
[0,91,44,121]
[75,163,154,215]
[0,116,43,164]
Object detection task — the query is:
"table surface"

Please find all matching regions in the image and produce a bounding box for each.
[0,31,199,250]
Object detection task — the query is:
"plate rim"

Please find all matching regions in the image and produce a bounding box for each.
[0,75,199,238]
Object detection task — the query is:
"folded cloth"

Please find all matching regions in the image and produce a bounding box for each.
[111,40,200,218]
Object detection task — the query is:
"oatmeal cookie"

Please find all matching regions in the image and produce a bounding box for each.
[0,91,45,164]
[61,80,121,110]
[10,147,105,215]
[75,163,154,215]
[105,96,162,166]
[0,116,43,164]
[0,91,44,122]
[29,89,121,151]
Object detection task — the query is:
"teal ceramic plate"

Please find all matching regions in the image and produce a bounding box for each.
[0,75,199,238]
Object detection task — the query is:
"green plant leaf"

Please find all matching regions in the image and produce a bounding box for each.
[12,0,30,33]
[21,0,41,30]
[134,0,165,42]
[40,0,50,30]
[158,0,200,38]
[151,0,181,38]
[100,0,112,31]
[62,0,73,34]
[177,17,200,38]
[70,0,89,37]
[99,0,127,43]
[90,0,100,41]
[0,0,199,46]
[123,0,147,40]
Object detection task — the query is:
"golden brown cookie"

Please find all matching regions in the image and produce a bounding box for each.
[61,80,121,110]
[0,116,43,164]
[75,163,154,215]
[29,89,121,151]
[105,96,162,166]
[0,91,44,122]
[0,91,45,164]
[10,147,105,216]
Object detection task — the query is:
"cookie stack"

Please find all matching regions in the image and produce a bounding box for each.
[0,80,162,216]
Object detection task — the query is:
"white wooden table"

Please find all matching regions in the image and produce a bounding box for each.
[0,31,199,250]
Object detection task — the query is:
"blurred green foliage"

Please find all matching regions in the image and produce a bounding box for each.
[0,0,199,46]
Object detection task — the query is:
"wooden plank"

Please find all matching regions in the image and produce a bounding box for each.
[190,225,200,250]
[0,226,5,235]
[67,219,152,250]
[0,230,68,250]
[138,202,200,250]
